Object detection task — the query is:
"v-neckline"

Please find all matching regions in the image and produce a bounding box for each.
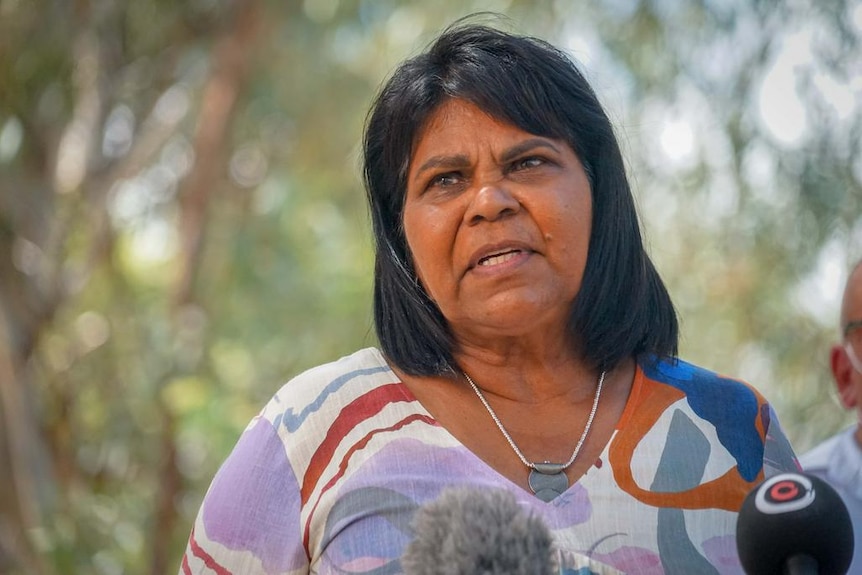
[371,348,645,505]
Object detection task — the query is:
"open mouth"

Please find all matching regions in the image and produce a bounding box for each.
[478,249,522,267]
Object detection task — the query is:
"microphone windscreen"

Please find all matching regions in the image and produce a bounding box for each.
[402,487,556,575]
[736,472,854,574]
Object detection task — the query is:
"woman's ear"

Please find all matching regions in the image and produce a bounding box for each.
[831,344,857,409]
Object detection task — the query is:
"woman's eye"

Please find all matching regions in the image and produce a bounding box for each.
[512,156,545,171]
[428,172,461,188]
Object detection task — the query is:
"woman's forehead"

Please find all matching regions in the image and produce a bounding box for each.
[411,99,562,158]
[417,100,516,141]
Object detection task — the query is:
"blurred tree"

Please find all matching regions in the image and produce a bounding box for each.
[0,0,859,573]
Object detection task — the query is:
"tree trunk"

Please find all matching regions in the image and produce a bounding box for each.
[149,2,261,574]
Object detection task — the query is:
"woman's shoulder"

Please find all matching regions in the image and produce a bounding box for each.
[636,354,767,400]
[265,347,396,411]
[631,355,798,478]
[280,347,393,388]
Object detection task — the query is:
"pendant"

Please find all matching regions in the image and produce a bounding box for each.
[528,463,568,502]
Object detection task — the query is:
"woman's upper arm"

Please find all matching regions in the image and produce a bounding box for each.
[179,415,308,575]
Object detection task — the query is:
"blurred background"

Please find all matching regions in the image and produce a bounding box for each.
[0,0,860,573]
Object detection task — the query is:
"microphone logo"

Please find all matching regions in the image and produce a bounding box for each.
[753,473,815,515]
[737,472,854,574]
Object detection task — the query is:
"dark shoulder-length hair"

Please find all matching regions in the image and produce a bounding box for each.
[362,22,678,376]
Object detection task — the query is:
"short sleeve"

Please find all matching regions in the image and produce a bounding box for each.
[178,415,309,575]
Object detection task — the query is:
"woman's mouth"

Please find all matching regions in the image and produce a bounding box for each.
[478,249,522,267]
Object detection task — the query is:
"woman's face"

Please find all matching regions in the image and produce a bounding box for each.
[402,99,592,342]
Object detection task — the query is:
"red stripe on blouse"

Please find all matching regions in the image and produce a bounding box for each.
[300,382,414,504]
[181,553,191,575]
[301,412,436,555]
[188,526,234,575]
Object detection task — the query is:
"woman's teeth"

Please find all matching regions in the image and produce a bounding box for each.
[479,250,520,266]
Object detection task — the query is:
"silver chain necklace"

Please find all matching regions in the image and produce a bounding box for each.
[463,369,605,502]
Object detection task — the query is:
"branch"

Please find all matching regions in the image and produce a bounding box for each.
[150,2,262,574]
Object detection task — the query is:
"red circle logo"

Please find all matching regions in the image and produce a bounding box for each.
[754,473,815,515]
[768,480,800,502]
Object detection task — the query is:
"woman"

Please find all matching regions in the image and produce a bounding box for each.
[180,23,798,574]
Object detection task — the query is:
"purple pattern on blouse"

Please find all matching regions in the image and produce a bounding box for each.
[202,418,306,573]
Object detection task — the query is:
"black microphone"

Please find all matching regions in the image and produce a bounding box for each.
[401,487,557,575]
[736,472,854,574]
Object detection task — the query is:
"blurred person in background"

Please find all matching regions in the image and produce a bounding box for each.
[178,20,798,574]
[800,258,862,571]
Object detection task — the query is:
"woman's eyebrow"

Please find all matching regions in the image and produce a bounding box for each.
[411,138,561,184]
[499,138,561,163]
[412,154,470,183]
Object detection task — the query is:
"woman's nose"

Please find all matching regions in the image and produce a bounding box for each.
[465,182,520,225]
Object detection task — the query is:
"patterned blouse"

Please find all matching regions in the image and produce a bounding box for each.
[179,347,798,574]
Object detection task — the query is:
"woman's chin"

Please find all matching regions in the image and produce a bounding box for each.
[451,304,571,342]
